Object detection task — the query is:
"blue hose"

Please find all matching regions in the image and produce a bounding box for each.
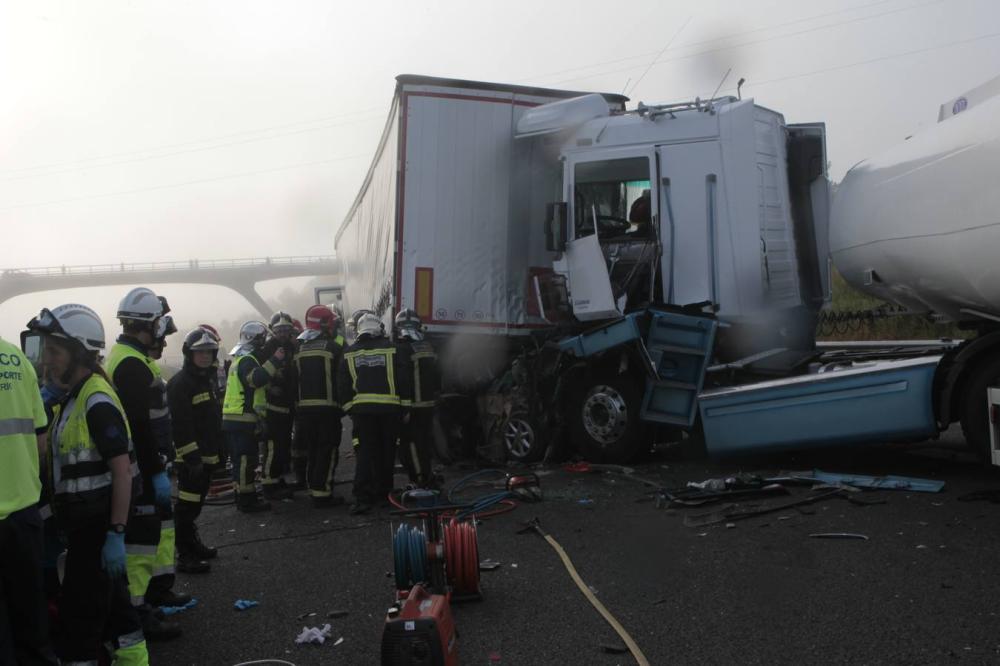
[392,523,428,589]
[448,469,515,519]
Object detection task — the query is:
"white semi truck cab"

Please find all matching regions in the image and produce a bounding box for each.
[517,93,831,362]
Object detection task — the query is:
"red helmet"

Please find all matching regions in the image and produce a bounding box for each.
[304,305,337,333]
[199,324,221,342]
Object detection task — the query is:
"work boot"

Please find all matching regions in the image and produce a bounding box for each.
[190,525,217,560]
[149,589,192,607]
[349,501,372,516]
[141,612,182,642]
[262,484,293,501]
[237,496,272,514]
[177,552,211,574]
[311,495,346,509]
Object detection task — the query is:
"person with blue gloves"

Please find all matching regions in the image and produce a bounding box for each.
[105,287,184,641]
[22,304,148,664]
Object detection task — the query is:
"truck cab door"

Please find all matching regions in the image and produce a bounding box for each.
[561,148,659,321]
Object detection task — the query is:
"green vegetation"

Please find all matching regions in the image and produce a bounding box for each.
[817,270,967,341]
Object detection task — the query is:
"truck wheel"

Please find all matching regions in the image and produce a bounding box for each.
[958,355,1000,463]
[571,372,648,463]
[502,412,546,463]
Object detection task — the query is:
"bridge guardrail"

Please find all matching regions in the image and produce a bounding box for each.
[1,255,337,279]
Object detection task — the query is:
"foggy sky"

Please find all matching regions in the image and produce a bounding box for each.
[2,0,999,345]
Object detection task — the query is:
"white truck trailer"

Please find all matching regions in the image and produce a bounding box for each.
[336,74,971,464]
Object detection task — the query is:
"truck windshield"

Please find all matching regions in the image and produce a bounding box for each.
[574,157,651,240]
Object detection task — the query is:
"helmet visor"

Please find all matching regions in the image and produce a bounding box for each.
[19,331,46,375]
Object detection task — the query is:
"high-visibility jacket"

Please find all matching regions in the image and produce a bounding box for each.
[0,338,47,521]
[105,337,165,477]
[294,333,345,412]
[405,339,441,409]
[336,336,413,415]
[49,373,139,521]
[222,353,276,428]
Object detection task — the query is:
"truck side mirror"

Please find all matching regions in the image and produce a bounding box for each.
[545,202,568,252]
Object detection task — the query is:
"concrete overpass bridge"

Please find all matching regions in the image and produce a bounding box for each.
[0,255,340,318]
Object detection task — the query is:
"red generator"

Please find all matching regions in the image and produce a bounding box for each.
[381,583,457,666]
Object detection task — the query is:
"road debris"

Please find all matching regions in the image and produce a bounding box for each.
[808,533,869,540]
[778,470,944,493]
[159,598,198,615]
[233,599,259,611]
[479,559,501,571]
[294,623,332,645]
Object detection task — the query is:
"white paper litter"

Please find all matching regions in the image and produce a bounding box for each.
[295,623,332,645]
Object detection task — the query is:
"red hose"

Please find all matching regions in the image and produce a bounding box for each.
[443,519,480,596]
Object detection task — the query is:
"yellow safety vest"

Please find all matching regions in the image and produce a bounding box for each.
[50,373,137,506]
[223,354,267,423]
[0,338,46,520]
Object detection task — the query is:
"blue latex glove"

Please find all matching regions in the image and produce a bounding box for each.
[151,471,172,509]
[102,531,126,577]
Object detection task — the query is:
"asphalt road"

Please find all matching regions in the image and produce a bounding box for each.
[152,432,1000,666]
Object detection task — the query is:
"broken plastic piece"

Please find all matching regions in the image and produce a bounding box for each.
[233,599,259,611]
[601,643,629,654]
[295,623,332,645]
[793,470,945,493]
[479,559,501,571]
[808,532,869,540]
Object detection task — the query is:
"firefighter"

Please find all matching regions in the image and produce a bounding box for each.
[168,328,224,573]
[23,304,148,664]
[337,313,412,515]
[147,313,177,462]
[394,309,441,488]
[345,308,373,343]
[344,308,374,455]
[260,311,297,500]
[105,287,183,640]
[222,321,285,513]
[0,326,57,665]
[293,305,346,507]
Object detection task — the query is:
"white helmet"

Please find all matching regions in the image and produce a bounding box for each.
[356,313,384,339]
[230,320,270,356]
[26,304,105,354]
[117,287,163,323]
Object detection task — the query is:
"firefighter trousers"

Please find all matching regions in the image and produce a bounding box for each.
[0,506,57,665]
[175,459,214,554]
[58,517,148,665]
[398,408,435,486]
[297,410,342,499]
[227,428,261,505]
[351,414,400,504]
[124,496,160,609]
[263,409,293,486]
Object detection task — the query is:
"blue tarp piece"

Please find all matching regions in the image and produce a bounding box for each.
[806,469,945,493]
[159,598,198,616]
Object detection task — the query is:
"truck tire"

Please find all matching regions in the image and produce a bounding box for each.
[570,371,649,463]
[958,355,1000,463]
[502,412,547,463]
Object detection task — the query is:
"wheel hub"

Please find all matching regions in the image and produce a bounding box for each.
[504,417,536,459]
[582,385,628,446]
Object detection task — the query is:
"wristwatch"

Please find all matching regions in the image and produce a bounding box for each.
[110,523,126,534]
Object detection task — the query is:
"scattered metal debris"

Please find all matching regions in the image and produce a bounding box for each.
[479,559,501,571]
